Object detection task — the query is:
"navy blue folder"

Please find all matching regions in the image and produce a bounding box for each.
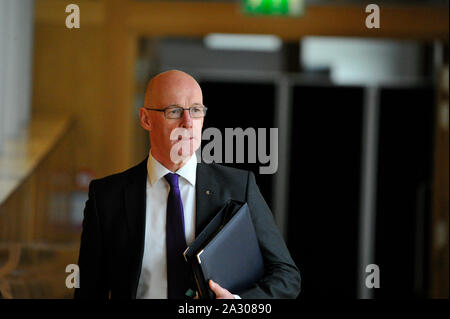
[183,200,264,299]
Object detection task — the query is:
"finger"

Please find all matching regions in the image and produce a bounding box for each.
[209,280,227,297]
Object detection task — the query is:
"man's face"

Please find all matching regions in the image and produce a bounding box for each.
[144,74,204,165]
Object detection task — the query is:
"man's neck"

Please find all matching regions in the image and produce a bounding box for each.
[150,149,191,172]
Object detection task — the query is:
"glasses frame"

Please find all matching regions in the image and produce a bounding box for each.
[144,105,208,119]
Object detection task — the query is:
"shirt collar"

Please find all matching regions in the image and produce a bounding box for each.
[147,150,197,187]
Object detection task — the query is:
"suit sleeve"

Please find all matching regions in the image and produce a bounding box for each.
[74,181,109,299]
[238,171,301,299]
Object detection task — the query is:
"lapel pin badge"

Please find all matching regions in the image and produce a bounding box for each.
[205,190,211,195]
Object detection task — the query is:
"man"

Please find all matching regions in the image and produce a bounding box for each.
[74,70,300,299]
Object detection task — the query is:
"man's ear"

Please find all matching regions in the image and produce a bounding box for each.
[139,108,151,131]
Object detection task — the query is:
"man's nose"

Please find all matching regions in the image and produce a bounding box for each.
[180,109,193,128]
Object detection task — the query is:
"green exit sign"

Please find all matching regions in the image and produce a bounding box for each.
[243,0,305,17]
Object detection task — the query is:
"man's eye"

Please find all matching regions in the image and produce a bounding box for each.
[169,109,181,115]
[192,107,201,113]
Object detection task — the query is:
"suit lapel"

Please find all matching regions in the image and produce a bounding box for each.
[195,163,224,236]
[124,157,148,298]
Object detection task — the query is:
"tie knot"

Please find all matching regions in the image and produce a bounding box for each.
[164,173,180,189]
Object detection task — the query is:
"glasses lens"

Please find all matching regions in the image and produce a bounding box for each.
[190,106,206,118]
[165,107,183,119]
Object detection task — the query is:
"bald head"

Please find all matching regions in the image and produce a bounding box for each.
[144,70,203,108]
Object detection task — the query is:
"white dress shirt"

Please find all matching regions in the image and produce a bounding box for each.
[136,151,197,299]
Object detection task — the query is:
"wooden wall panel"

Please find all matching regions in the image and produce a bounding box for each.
[35,0,104,26]
[103,0,137,170]
[33,1,138,178]
[128,2,449,41]
[32,24,116,178]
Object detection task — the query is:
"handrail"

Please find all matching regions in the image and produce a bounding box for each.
[0,112,73,205]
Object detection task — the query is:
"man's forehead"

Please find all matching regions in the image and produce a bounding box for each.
[150,85,202,104]
[153,86,202,101]
[145,70,202,106]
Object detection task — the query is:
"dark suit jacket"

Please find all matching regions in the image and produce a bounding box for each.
[74,157,301,299]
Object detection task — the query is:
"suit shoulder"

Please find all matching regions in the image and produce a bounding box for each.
[90,171,124,189]
[90,158,146,191]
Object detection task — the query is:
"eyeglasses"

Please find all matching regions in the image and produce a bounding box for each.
[144,105,208,119]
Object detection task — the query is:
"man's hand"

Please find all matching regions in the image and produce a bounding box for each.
[209,280,234,299]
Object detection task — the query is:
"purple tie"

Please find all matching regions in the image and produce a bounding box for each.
[164,173,191,299]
